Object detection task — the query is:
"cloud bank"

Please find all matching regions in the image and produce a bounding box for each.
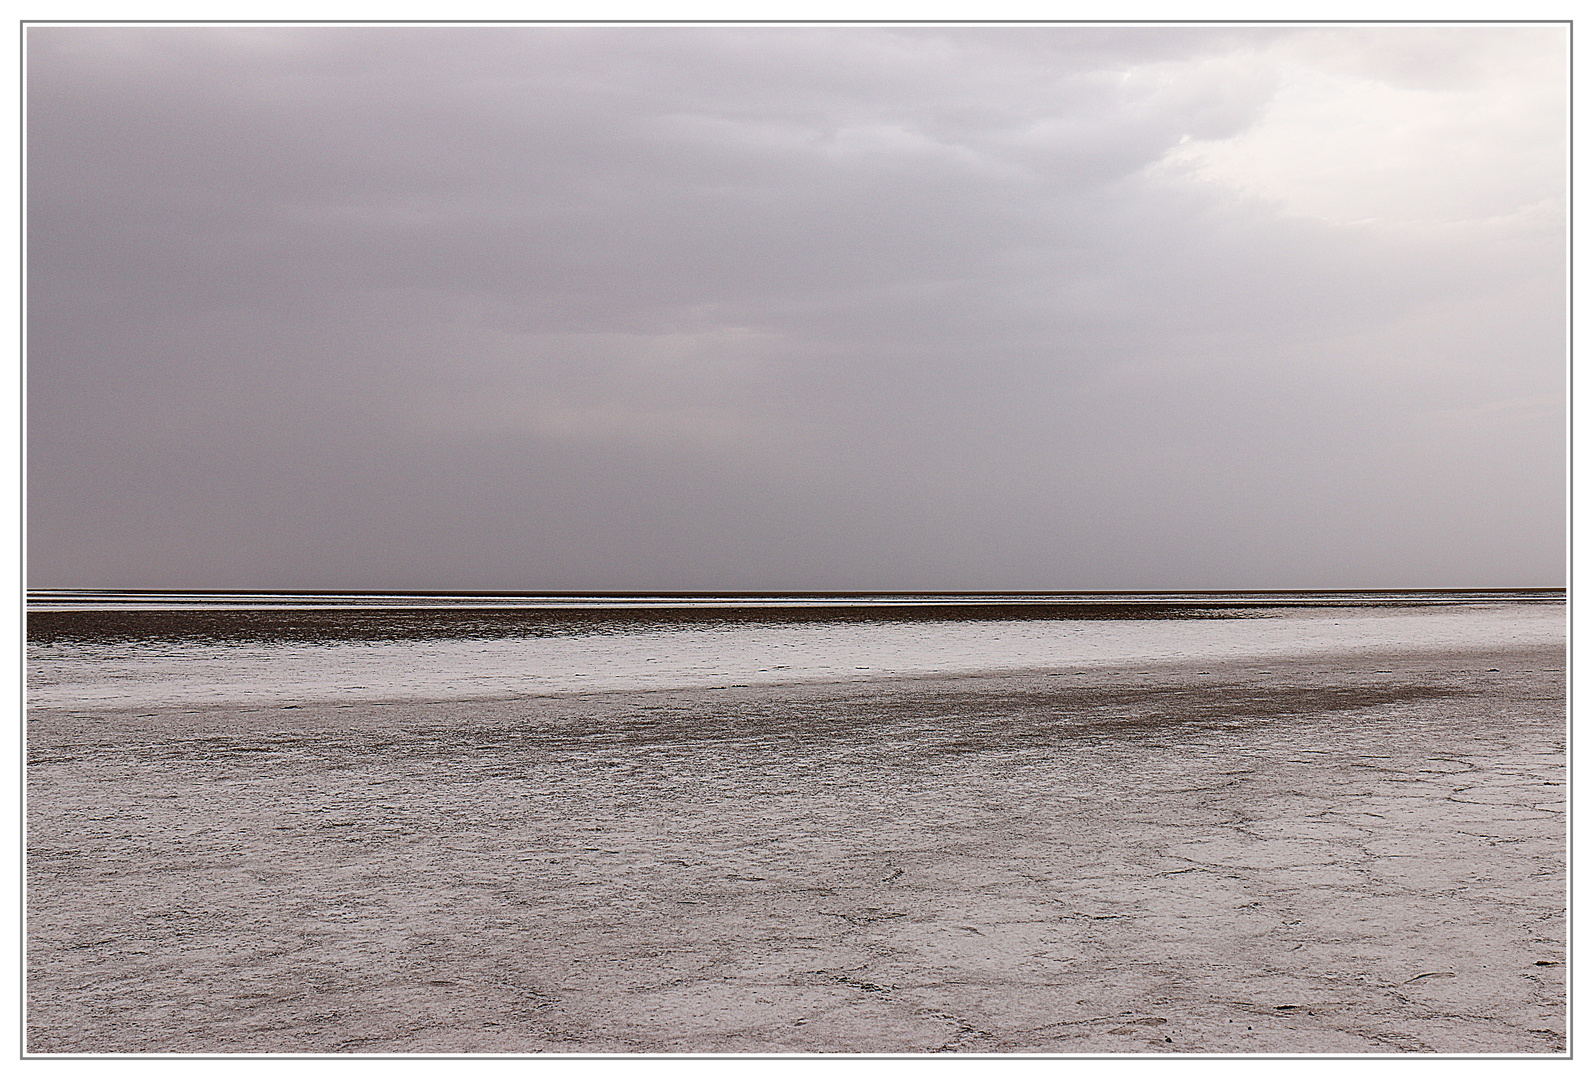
[26,25,1566,589]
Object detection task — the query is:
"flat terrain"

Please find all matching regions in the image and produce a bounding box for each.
[27,645,1565,1053]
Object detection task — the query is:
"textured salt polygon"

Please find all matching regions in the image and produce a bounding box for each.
[26,648,1566,1053]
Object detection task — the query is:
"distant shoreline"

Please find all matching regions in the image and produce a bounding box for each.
[26,587,1568,607]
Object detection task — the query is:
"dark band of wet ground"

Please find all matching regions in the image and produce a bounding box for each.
[27,645,1565,1053]
[28,604,1273,644]
[25,591,1563,644]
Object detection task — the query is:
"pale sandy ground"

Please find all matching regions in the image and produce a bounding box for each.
[27,644,1564,1054]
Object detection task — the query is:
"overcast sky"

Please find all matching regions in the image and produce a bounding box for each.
[26,24,1566,591]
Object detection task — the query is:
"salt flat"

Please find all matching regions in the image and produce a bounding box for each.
[27,642,1564,1054]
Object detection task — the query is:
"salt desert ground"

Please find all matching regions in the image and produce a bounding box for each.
[26,595,1565,1053]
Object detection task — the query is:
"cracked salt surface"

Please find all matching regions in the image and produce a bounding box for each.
[25,603,1565,1053]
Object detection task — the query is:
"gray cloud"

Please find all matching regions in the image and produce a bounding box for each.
[26,25,1565,590]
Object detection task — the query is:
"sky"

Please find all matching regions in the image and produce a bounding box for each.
[24,24,1567,591]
